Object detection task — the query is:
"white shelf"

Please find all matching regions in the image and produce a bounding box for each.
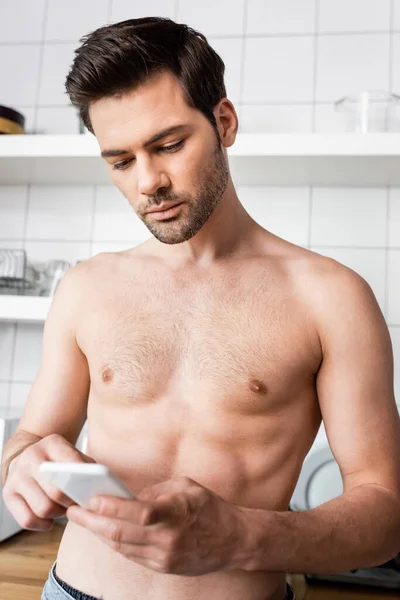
[0,295,51,322]
[1,133,400,185]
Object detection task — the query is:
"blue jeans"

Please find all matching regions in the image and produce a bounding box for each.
[41,559,296,599]
[41,560,103,600]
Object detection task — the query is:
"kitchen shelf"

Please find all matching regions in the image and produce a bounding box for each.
[1,133,400,185]
[0,295,51,322]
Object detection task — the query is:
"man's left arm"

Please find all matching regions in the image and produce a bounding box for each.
[238,263,400,574]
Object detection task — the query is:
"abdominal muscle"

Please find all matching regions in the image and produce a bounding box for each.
[54,395,314,600]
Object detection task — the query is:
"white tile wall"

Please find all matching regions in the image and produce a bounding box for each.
[9,382,32,410]
[388,251,400,324]
[0,187,28,240]
[24,241,91,264]
[0,381,10,409]
[26,186,94,241]
[12,324,43,383]
[0,0,46,43]
[389,188,400,247]
[91,241,138,255]
[93,186,151,242]
[314,104,352,133]
[208,38,243,104]
[17,108,36,135]
[0,0,399,428]
[240,104,313,133]
[0,323,15,381]
[310,188,387,247]
[0,45,42,107]
[35,107,80,135]
[246,0,316,35]
[239,186,310,246]
[38,44,77,106]
[390,328,400,402]
[110,0,176,22]
[395,0,400,30]
[0,241,23,251]
[242,36,315,103]
[318,0,391,33]
[391,34,400,99]
[177,0,245,37]
[316,34,390,103]
[44,0,109,42]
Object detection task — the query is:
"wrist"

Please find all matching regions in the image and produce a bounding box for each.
[231,506,271,572]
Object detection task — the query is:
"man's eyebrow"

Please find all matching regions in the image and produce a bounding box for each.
[100,125,188,158]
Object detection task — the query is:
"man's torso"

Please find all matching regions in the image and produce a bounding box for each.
[56,233,325,600]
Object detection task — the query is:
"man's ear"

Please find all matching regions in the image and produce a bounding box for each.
[214,99,239,148]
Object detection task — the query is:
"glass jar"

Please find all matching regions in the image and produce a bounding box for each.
[334,91,400,132]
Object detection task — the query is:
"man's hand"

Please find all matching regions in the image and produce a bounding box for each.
[66,475,248,575]
[2,433,97,531]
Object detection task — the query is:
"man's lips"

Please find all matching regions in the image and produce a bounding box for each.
[145,202,184,220]
[146,202,182,214]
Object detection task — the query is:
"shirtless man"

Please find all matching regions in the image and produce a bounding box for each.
[2,16,400,600]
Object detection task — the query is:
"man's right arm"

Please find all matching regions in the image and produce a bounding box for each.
[1,262,91,486]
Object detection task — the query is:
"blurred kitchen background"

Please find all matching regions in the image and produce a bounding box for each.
[0,0,400,444]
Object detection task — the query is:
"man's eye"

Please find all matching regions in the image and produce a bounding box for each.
[160,141,184,153]
[111,141,184,170]
[112,159,132,171]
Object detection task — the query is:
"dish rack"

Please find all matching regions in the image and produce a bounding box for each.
[0,249,71,296]
[0,249,35,294]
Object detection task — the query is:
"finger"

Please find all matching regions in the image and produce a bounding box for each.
[35,473,76,509]
[44,434,96,464]
[19,478,67,520]
[90,494,184,526]
[89,495,156,526]
[9,493,54,531]
[66,505,148,546]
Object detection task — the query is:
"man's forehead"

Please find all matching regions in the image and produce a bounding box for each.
[90,84,197,144]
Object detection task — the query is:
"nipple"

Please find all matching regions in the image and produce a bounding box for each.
[249,378,268,394]
[101,367,114,383]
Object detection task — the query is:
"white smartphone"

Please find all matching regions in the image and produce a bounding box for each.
[38,462,136,510]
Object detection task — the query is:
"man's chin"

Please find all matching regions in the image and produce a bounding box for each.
[146,223,198,245]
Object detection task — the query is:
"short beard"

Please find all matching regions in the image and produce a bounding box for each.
[138,136,229,245]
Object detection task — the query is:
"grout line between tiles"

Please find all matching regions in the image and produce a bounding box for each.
[1,31,399,46]
[32,0,49,132]
[21,186,31,251]
[308,187,313,247]
[7,322,19,411]
[389,0,395,92]
[107,0,113,24]
[238,0,248,106]
[385,187,391,319]
[89,186,97,257]
[311,0,320,131]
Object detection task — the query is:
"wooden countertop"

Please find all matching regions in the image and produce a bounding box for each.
[0,523,399,600]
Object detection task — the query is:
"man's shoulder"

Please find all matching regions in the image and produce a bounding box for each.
[299,247,372,300]
[276,239,370,296]
[290,246,381,340]
[71,240,154,278]
[274,238,377,323]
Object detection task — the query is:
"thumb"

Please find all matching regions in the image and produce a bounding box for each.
[150,493,189,524]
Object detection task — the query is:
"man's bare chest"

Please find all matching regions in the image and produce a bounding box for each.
[76,266,320,416]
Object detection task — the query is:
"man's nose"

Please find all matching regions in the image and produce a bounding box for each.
[137,157,169,196]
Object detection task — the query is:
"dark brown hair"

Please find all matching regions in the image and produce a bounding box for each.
[65,17,226,136]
